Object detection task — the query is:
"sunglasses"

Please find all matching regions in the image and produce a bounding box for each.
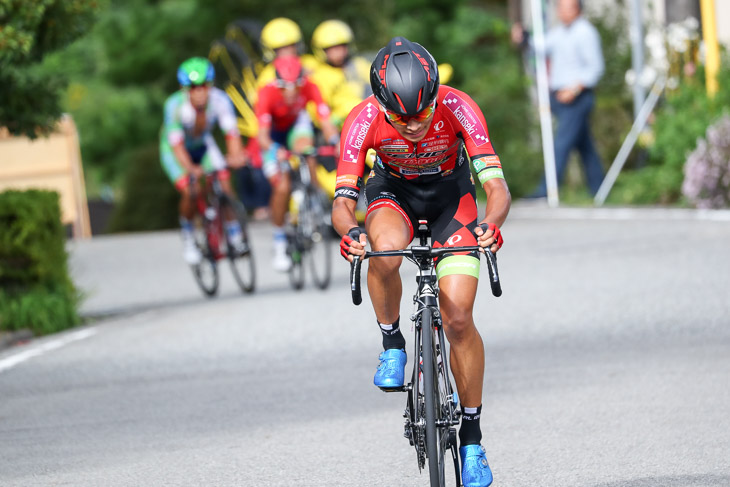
[383,101,436,126]
[274,79,305,90]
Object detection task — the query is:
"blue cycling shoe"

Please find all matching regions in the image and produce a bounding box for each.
[373,348,407,389]
[460,444,493,487]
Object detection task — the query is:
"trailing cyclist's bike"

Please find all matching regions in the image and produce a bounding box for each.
[189,171,256,296]
[350,221,501,487]
[286,152,333,290]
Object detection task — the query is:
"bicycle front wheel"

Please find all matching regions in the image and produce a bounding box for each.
[190,218,219,297]
[226,200,256,293]
[421,308,446,487]
[302,189,332,290]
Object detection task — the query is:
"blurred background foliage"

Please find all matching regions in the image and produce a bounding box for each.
[609,61,730,204]
[15,0,723,231]
[0,0,103,138]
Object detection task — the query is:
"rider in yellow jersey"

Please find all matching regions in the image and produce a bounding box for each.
[308,20,372,127]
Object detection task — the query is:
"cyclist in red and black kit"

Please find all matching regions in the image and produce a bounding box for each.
[332,37,511,487]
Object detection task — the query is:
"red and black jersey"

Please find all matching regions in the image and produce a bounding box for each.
[256,80,331,132]
[335,85,503,200]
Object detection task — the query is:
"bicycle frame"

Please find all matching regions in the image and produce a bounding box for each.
[190,173,229,261]
[349,221,501,486]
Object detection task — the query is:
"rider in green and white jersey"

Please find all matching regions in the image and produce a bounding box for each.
[160,57,246,264]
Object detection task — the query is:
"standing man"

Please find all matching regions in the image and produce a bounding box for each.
[530,0,605,198]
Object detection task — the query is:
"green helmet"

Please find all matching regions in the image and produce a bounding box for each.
[177,57,215,87]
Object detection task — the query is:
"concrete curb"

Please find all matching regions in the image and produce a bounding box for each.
[0,329,34,351]
[507,202,730,221]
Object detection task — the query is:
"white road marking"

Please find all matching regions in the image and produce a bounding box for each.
[0,328,98,373]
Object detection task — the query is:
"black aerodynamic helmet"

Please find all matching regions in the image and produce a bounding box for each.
[370,36,440,116]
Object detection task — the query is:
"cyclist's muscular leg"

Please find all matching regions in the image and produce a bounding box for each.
[179,185,195,220]
[439,274,484,408]
[268,172,291,227]
[219,177,237,220]
[364,207,411,324]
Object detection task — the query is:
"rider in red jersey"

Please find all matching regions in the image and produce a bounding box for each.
[256,55,338,271]
[332,37,510,487]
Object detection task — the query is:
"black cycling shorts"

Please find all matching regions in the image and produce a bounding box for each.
[364,161,480,255]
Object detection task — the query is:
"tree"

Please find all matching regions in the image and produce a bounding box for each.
[0,0,101,138]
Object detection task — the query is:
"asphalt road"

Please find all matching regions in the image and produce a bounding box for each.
[1,205,729,486]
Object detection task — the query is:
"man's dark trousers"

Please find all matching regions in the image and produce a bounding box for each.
[533,89,604,197]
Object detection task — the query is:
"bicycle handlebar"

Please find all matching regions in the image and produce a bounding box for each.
[350,245,502,306]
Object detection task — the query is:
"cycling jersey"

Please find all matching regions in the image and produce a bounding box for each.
[309,56,372,126]
[160,87,239,188]
[335,85,504,201]
[163,87,239,149]
[256,79,331,132]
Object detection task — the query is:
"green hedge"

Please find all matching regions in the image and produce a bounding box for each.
[0,190,80,335]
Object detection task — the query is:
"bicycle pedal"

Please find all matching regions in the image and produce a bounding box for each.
[378,385,407,393]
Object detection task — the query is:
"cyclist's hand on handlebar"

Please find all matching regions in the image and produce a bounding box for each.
[340,226,367,262]
[188,165,204,179]
[226,150,247,168]
[275,146,290,163]
[476,222,503,253]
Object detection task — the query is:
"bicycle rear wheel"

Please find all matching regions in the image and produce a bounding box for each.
[422,307,446,487]
[302,189,332,290]
[287,231,305,290]
[226,200,256,293]
[190,217,219,297]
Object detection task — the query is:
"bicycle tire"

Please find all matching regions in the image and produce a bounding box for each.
[190,217,219,297]
[288,232,305,290]
[303,189,332,290]
[226,200,256,293]
[422,308,446,486]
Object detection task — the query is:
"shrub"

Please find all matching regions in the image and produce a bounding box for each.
[0,190,80,335]
[682,114,730,208]
[107,143,179,232]
[610,61,730,205]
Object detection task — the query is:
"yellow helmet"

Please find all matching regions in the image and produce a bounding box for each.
[261,17,302,60]
[312,20,354,62]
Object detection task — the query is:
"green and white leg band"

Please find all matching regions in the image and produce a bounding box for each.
[436,255,480,280]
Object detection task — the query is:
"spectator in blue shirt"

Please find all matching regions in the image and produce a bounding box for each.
[530,0,605,198]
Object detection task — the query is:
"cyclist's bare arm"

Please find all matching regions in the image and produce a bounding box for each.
[172,142,202,177]
[476,178,511,252]
[224,133,246,167]
[332,197,366,261]
[257,123,273,152]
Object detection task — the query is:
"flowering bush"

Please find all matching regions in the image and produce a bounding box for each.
[682,115,730,209]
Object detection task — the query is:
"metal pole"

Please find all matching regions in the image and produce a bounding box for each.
[629,0,646,117]
[530,0,559,207]
[594,77,666,206]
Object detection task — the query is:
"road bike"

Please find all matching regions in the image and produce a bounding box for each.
[349,221,501,486]
[189,171,256,297]
[285,152,333,291]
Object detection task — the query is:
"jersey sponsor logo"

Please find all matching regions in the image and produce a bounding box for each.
[447,234,463,246]
[335,187,360,199]
[343,103,377,163]
[433,120,445,132]
[400,165,441,176]
[336,174,360,188]
[442,92,489,146]
[481,155,502,168]
[381,144,410,153]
